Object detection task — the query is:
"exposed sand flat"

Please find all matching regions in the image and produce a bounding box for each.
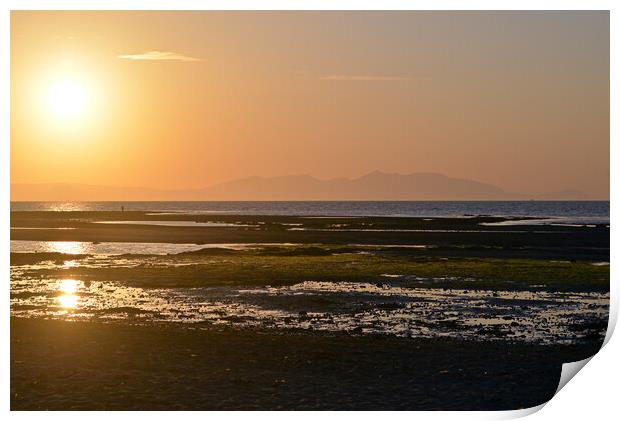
[94,220,257,227]
[10,318,601,410]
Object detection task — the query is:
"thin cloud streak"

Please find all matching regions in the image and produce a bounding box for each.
[320,75,412,81]
[118,51,201,62]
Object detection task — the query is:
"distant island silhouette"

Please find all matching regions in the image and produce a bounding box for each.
[11,171,591,201]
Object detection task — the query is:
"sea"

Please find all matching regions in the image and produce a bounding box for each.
[10,200,610,222]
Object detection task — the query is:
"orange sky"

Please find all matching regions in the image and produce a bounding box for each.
[11,11,610,198]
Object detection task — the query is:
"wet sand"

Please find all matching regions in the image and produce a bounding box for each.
[11,318,601,411]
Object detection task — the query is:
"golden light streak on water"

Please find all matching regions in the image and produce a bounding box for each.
[57,279,81,309]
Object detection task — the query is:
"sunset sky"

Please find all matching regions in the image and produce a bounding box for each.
[11,11,609,198]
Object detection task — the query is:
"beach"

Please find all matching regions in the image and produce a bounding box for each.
[10,208,610,410]
[11,318,602,410]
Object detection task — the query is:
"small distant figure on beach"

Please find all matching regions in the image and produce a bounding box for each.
[121,206,125,212]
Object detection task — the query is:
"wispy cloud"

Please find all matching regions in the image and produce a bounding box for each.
[320,75,411,81]
[118,51,201,62]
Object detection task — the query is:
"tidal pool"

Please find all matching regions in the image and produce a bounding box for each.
[10,240,299,255]
[10,273,608,345]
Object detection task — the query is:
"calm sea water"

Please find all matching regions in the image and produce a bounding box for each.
[11,201,610,219]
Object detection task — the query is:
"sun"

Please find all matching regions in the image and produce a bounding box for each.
[46,78,88,118]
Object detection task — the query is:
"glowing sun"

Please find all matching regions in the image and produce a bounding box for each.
[47,78,88,118]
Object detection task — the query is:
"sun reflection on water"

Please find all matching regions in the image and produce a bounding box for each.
[59,279,80,294]
[47,241,88,255]
[47,202,87,212]
[57,279,80,309]
[58,294,79,309]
